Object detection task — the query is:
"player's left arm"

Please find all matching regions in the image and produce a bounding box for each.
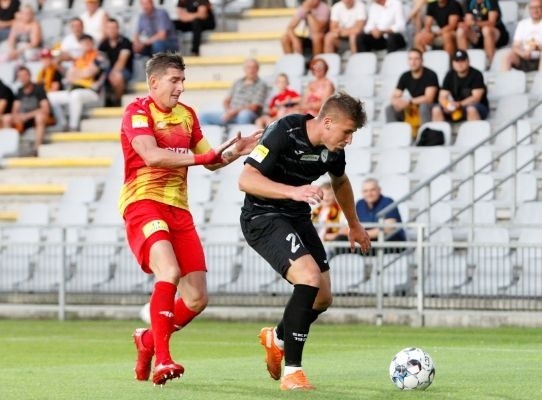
[330,173,371,254]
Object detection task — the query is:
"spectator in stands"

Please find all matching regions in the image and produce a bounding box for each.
[386,48,439,129]
[80,0,108,44]
[255,73,300,129]
[407,0,431,35]
[2,66,55,156]
[457,0,509,66]
[57,17,85,61]
[99,18,133,107]
[297,57,335,117]
[47,34,107,131]
[0,78,14,126]
[323,0,366,55]
[432,49,489,122]
[356,0,406,54]
[414,0,463,56]
[199,58,268,125]
[0,0,20,42]
[501,0,542,72]
[36,48,63,92]
[281,0,330,57]
[3,3,42,61]
[133,0,179,56]
[355,177,406,243]
[175,0,216,57]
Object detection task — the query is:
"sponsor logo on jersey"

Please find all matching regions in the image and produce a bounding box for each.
[142,219,169,238]
[166,147,190,154]
[300,154,320,161]
[294,149,305,155]
[249,144,269,163]
[131,114,149,128]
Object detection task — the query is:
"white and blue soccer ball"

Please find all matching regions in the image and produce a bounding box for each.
[389,347,435,390]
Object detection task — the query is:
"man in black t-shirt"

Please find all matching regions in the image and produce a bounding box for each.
[239,92,371,391]
[2,66,54,156]
[0,79,14,123]
[414,0,463,56]
[386,48,439,125]
[174,0,215,56]
[99,18,133,107]
[432,49,489,122]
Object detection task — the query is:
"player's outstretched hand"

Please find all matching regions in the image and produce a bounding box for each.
[232,129,264,156]
[291,184,324,205]
[348,223,372,255]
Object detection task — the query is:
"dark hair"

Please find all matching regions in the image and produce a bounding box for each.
[309,57,329,74]
[145,52,186,80]
[408,47,423,58]
[16,65,31,75]
[79,33,94,42]
[107,17,119,25]
[319,91,367,129]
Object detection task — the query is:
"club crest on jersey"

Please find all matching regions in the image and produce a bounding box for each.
[320,149,329,163]
[249,144,269,163]
[142,219,169,238]
[131,114,148,128]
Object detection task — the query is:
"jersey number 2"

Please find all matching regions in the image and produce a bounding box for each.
[286,233,300,253]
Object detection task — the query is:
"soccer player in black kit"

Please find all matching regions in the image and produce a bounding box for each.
[239,92,372,391]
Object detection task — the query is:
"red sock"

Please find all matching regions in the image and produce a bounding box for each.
[141,328,154,350]
[150,281,177,365]
[173,298,200,331]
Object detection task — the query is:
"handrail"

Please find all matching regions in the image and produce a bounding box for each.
[376,98,542,221]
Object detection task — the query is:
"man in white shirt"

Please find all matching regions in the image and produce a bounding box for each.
[323,0,366,54]
[501,0,542,72]
[58,17,84,61]
[356,0,406,53]
[80,0,108,44]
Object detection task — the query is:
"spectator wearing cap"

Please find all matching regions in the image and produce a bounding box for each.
[432,49,489,122]
[47,34,108,131]
[133,0,179,56]
[99,17,133,107]
[36,48,63,92]
[80,0,108,44]
[2,65,55,156]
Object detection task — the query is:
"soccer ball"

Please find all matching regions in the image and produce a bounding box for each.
[139,302,151,325]
[389,347,435,390]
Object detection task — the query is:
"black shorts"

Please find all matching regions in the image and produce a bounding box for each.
[240,212,329,277]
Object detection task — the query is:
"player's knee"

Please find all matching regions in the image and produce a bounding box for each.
[184,293,208,312]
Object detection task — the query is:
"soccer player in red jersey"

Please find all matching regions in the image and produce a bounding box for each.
[120,52,261,386]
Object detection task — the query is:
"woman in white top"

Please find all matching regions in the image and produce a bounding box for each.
[80,0,108,44]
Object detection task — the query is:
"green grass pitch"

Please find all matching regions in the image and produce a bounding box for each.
[1,319,540,400]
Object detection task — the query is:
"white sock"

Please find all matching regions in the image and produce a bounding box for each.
[284,366,302,376]
[273,327,284,350]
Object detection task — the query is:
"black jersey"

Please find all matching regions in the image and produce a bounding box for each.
[242,113,346,217]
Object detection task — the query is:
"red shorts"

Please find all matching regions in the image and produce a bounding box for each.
[124,199,206,275]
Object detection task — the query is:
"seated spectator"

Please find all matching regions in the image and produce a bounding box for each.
[3,3,41,61]
[432,49,489,122]
[355,177,406,244]
[175,0,216,56]
[47,34,107,131]
[407,0,431,35]
[501,0,542,72]
[133,0,179,56]
[297,57,335,117]
[98,18,133,107]
[386,48,439,131]
[281,0,330,57]
[414,0,463,56]
[255,73,300,129]
[199,58,268,125]
[0,78,14,127]
[57,17,84,61]
[36,48,63,92]
[323,0,366,55]
[312,181,348,257]
[356,0,406,54]
[80,0,108,44]
[457,0,509,66]
[0,0,19,42]
[2,66,55,156]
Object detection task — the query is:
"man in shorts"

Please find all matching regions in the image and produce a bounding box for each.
[239,92,372,390]
[120,52,261,386]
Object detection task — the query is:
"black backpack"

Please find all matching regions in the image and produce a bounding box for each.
[416,127,445,146]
